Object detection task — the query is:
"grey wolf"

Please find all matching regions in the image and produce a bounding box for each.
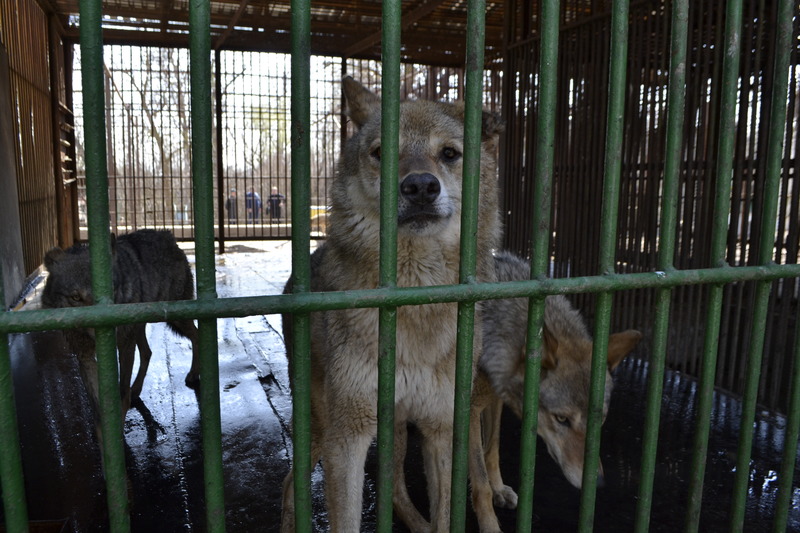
[390,251,642,532]
[281,77,503,532]
[41,229,200,421]
[470,251,642,532]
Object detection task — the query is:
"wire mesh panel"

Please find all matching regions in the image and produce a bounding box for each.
[71,50,501,243]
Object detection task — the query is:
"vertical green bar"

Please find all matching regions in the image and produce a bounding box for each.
[579,0,629,530]
[376,1,400,531]
[685,1,743,530]
[773,297,800,533]
[188,1,225,531]
[729,0,793,529]
[0,284,28,532]
[633,0,688,530]
[290,1,312,532]
[516,0,559,531]
[449,0,485,530]
[79,1,131,531]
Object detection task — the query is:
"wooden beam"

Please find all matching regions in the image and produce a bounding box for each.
[342,0,448,58]
[214,0,253,50]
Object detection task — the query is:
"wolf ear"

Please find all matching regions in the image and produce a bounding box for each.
[541,324,559,370]
[343,76,380,128]
[607,329,642,371]
[481,110,504,141]
[109,233,117,254]
[43,247,65,271]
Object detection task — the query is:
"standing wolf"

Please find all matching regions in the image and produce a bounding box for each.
[281,77,503,532]
[41,229,200,421]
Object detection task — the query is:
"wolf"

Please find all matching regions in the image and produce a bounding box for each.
[390,251,642,532]
[280,77,503,532]
[470,251,642,532]
[41,229,200,421]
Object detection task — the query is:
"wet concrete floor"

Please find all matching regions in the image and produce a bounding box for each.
[5,240,800,532]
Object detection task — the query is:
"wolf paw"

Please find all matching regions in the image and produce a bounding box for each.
[492,485,518,509]
[185,372,200,389]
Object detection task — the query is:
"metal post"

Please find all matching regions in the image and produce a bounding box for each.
[449,0,487,529]
[685,0,743,529]
[188,1,226,531]
[79,0,130,530]
[579,0,630,530]
[729,0,794,529]
[516,0,559,530]
[376,1,400,531]
[289,0,312,531]
[634,0,688,530]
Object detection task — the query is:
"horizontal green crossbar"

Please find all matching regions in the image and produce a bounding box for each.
[4,264,799,335]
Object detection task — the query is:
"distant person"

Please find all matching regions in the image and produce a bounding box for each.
[268,186,286,221]
[245,187,262,222]
[226,188,238,222]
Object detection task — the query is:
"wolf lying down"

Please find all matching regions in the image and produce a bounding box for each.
[42,229,200,423]
[393,250,642,533]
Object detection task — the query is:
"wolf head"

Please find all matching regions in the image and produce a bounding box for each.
[535,321,642,489]
[333,77,502,240]
[42,244,96,309]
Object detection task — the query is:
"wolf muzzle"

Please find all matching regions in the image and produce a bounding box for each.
[401,173,441,205]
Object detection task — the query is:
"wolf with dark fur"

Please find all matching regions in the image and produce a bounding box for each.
[42,229,200,420]
[281,77,503,532]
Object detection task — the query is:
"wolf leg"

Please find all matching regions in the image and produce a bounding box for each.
[169,319,200,388]
[323,417,374,532]
[484,396,517,509]
[117,334,135,415]
[281,424,322,533]
[418,424,453,533]
[130,325,152,400]
[392,421,432,533]
[469,395,503,533]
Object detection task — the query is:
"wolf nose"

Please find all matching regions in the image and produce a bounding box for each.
[401,173,440,205]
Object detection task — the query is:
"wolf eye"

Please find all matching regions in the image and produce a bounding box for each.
[554,414,570,427]
[70,293,82,302]
[370,146,381,161]
[441,146,461,162]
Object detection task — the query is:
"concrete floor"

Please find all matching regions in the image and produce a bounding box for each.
[5,240,800,532]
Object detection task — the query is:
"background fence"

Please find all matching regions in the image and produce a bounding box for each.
[70,50,501,241]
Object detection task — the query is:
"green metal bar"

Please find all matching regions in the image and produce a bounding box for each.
[5,264,800,336]
[580,0,629,529]
[729,0,793,529]
[79,1,131,530]
[188,1,226,531]
[376,0,400,531]
[0,287,28,532]
[289,0,312,531]
[449,1,486,531]
[773,288,800,533]
[634,0,688,530]
[685,0,743,530]
[516,0,559,530]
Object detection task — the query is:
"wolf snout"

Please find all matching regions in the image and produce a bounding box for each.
[401,173,440,205]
